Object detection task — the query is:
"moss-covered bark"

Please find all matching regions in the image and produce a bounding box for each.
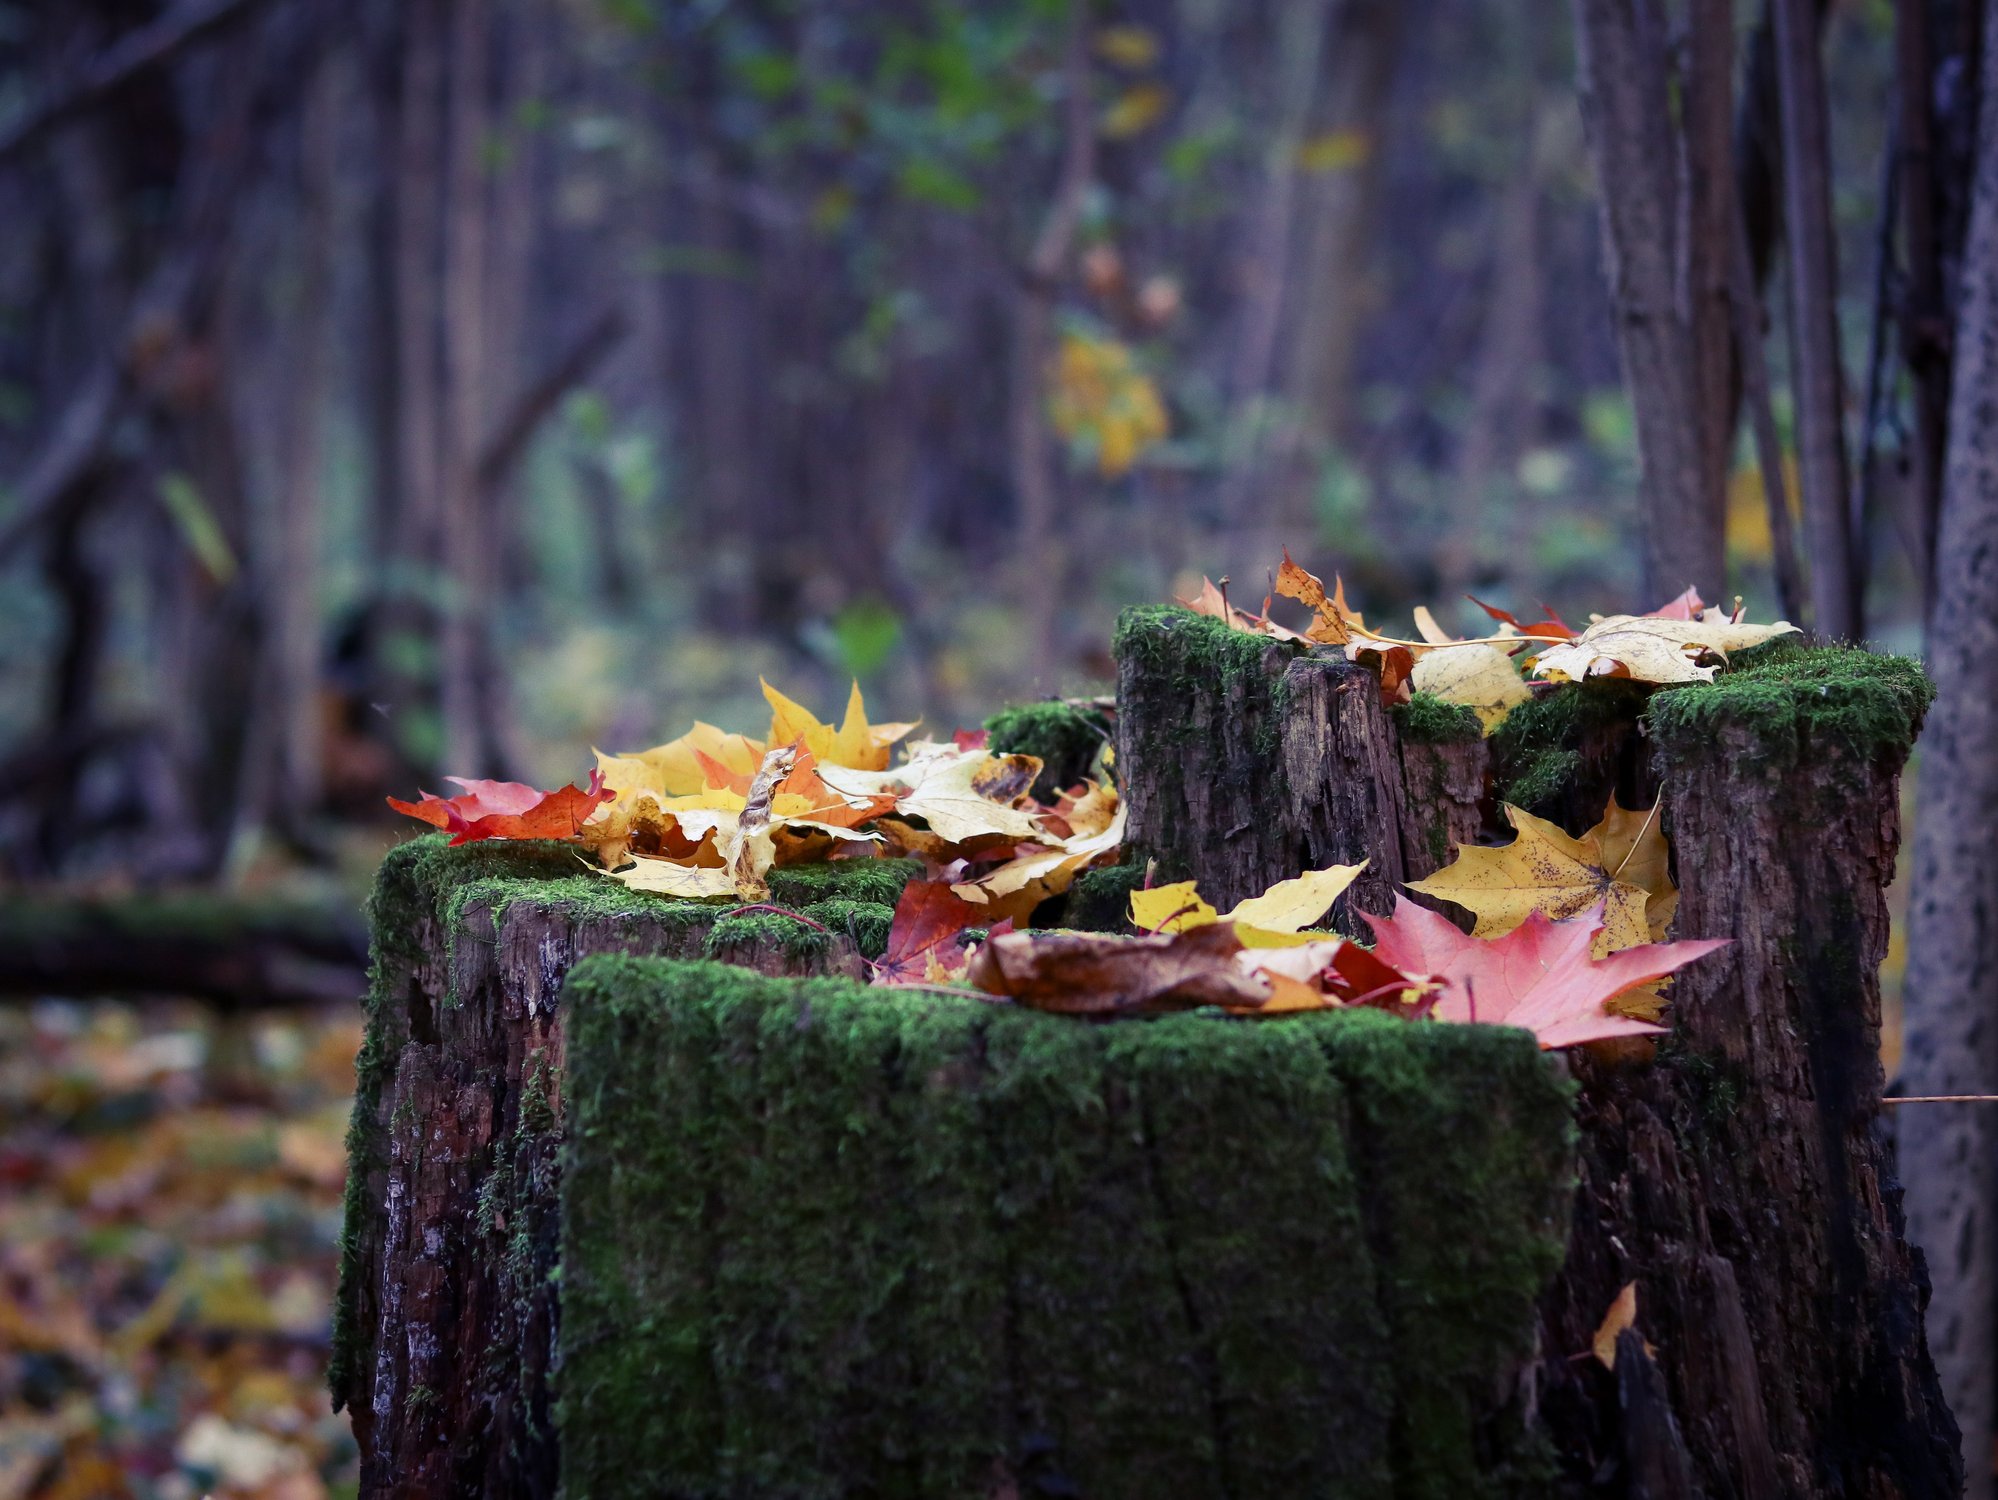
[559,958,1575,1500]
[333,836,914,1500]
[1533,645,1957,1498]
[1113,605,1412,928]
[986,698,1113,801]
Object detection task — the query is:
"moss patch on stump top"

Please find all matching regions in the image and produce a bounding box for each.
[1645,640,1932,772]
[558,957,1576,1500]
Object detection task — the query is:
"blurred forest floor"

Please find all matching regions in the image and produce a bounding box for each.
[0,995,362,1500]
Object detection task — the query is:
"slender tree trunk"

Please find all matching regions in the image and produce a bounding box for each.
[1273,0,1402,536]
[1009,0,1092,686]
[1773,0,1861,639]
[1901,3,1998,1489]
[276,47,335,817]
[1683,0,1737,535]
[438,0,491,774]
[1571,0,1726,603]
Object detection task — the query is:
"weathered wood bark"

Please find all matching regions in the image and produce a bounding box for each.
[1534,673,1958,1498]
[1114,607,1410,928]
[1902,0,1998,1485]
[333,837,905,1500]
[1396,734,1488,882]
[1115,606,1957,1495]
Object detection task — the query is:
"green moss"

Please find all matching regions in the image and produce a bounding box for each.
[799,898,895,959]
[558,959,1575,1500]
[767,857,920,908]
[986,699,1112,798]
[1645,641,1932,772]
[1112,603,1291,688]
[1064,862,1148,932]
[1393,691,1483,746]
[1488,680,1649,811]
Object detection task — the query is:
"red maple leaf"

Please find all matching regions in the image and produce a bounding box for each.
[1468,594,1578,642]
[1642,586,1705,620]
[1361,895,1727,1049]
[387,769,615,845]
[873,879,1011,985]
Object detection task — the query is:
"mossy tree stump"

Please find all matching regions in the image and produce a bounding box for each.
[558,958,1577,1500]
[1116,607,1959,1497]
[332,836,914,1500]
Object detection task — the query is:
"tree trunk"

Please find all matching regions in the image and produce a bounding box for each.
[1570,0,1725,604]
[1901,1,1998,1487]
[1114,604,1957,1495]
[1533,667,1958,1498]
[1773,0,1862,640]
[332,839,911,1500]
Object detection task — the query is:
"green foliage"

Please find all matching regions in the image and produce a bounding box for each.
[559,958,1575,1499]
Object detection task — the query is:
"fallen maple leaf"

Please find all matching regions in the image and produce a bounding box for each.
[1177,575,1306,641]
[1408,639,1531,732]
[1592,1282,1639,1368]
[821,741,1045,845]
[1363,896,1725,1049]
[1127,864,1365,948]
[949,791,1128,925]
[388,771,615,845]
[1405,797,1674,954]
[873,879,1010,985]
[1467,594,1577,642]
[762,678,915,771]
[968,924,1271,1014]
[1644,587,1705,620]
[1531,612,1799,685]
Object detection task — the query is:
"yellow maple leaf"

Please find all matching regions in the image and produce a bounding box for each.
[1408,641,1531,733]
[760,678,914,771]
[1404,797,1673,954]
[1128,864,1366,948]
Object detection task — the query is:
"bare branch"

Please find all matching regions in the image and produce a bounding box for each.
[0,0,271,166]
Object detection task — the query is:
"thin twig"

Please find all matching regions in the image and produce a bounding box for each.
[1882,1094,1998,1105]
[719,903,833,937]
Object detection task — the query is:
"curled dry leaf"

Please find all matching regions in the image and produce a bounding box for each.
[724,744,798,900]
[1273,549,1365,645]
[968,924,1271,1014]
[388,771,616,845]
[1531,612,1799,685]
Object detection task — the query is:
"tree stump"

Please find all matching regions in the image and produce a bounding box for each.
[557,957,1576,1500]
[1113,606,1412,928]
[1115,606,1959,1497]
[331,836,913,1500]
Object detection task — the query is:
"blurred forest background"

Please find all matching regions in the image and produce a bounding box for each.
[5,0,1998,1497]
[0,0,1935,885]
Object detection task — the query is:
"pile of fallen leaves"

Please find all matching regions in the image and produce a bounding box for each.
[1179,551,1798,731]
[0,998,361,1499]
[389,556,1790,1049]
